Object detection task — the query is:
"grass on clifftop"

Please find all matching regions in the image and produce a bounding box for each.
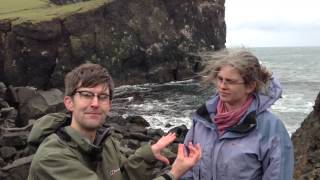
[0,0,51,14]
[0,0,112,24]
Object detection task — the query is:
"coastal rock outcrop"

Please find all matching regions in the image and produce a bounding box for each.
[292,91,320,179]
[0,0,226,89]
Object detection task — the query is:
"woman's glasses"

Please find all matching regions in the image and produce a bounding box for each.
[216,76,244,86]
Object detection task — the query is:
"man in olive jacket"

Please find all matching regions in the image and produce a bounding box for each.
[27,63,201,180]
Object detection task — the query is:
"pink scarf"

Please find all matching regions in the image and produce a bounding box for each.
[214,96,254,135]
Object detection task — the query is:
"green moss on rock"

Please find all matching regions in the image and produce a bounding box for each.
[0,0,112,24]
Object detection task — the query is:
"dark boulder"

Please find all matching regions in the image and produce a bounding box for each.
[126,115,150,127]
[0,155,33,180]
[0,131,29,149]
[0,147,17,161]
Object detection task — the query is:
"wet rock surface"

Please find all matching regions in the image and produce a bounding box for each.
[292,91,320,179]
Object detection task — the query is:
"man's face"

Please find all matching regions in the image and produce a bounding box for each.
[64,84,111,132]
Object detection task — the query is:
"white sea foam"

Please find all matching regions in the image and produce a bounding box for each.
[142,114,193,132]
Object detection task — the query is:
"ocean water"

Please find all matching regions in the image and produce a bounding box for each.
[251,47,320,134]
[111,47,320,135]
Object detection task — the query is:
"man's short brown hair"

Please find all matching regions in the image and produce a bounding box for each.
[64,63,114,99]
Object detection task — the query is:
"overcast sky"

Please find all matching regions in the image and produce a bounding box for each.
[225,0,320,47]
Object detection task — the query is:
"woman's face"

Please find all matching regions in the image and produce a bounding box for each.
[216,65,256,110]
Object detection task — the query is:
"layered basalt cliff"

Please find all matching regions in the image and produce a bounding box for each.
[292,91,320,179]
[0,0,226,89]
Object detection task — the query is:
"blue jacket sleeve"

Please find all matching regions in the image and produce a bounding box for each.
[180,120,196,180]
[261,119,294,180]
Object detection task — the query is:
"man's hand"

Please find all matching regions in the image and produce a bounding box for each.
[151,132,176,165]
[170,142,202,179]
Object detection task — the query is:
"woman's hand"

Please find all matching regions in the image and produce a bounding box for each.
[170,142,202,179]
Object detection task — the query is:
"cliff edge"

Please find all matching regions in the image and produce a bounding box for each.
[0,0,226,89]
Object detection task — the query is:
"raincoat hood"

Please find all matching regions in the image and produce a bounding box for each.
[256,77,282,114]
[28,113,111,155]
[28,113,71,146]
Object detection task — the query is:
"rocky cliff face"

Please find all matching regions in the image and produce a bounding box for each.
[0,0,226,89]
[292,91,320,179]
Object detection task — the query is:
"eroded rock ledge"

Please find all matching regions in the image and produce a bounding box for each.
[0,0,226,89]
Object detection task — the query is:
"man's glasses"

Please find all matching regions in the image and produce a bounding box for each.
[75,90,110,103]
[216,76,244,86]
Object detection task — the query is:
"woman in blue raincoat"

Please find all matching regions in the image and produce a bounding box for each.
[181,49,294,180]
